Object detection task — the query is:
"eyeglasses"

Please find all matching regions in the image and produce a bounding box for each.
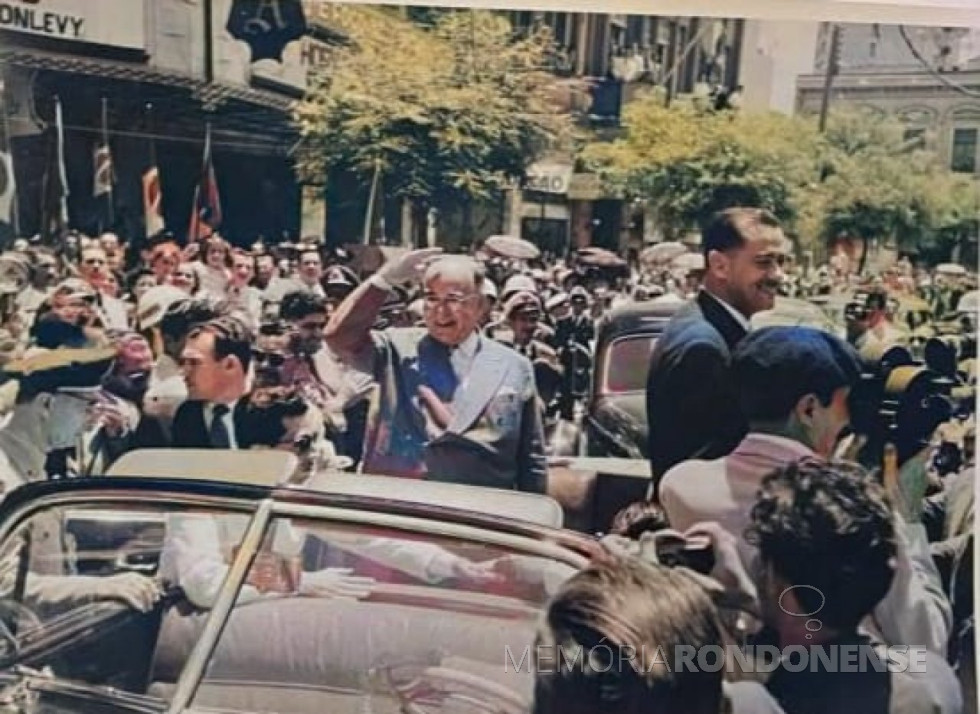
[423,293,478,311]
[252,350,286,368]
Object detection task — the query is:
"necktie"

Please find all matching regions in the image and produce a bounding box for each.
[426,343,459,404]
[209,404,232,448]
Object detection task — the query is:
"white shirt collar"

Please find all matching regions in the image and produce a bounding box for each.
[454,331,480,360]
[705,291,751,331]
[740,432,816,459]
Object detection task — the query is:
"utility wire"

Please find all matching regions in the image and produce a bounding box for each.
[897,25,980,100]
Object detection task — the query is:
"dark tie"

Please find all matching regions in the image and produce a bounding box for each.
[209,404,231,448]
[426,343,459,404]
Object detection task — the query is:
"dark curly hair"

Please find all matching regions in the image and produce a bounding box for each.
[280,290,327,322]
[745,458,896,631]
[234,386,309,449]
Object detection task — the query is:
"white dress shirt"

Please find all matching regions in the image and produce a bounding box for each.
[704,290,751,332]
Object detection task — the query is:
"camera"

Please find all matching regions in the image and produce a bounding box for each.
[848,344,974,468]
[653,532,716,575]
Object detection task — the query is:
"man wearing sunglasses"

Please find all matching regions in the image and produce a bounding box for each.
[325,249,546,493]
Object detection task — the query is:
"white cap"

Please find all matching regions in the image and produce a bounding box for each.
[502,274,537,299]
[137,285,188,331]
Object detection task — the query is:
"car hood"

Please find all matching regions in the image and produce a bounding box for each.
[590,393,648,458]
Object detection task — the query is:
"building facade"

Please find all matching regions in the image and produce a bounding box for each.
[796,23,980,176]
[499,12,746,256]
[0,0,341,247]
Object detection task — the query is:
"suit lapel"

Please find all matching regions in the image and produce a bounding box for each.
[697,291,748,350]
[448,340,508,434]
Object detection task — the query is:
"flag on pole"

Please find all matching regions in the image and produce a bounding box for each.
[41,96,69,239]
[93,143,114,197]
[0,149,14,225]
[187,123,221,242]
[142,166,164,235]
[55,96,69,228]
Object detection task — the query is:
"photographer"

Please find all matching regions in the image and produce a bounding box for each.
[846,289,908,356]
[279,290,372,465]
[747,459,961,714]
[659,326,951,656]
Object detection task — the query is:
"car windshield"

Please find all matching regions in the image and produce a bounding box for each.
[601,335,656,394]
[0,491,578,713]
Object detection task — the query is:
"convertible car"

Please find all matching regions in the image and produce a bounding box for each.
[0,450,599,714]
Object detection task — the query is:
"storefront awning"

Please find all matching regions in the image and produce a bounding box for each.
[0,49,293,112]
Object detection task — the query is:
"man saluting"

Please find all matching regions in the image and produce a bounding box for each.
[325,249,546,493]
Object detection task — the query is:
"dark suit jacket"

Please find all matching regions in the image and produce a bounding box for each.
[171,400,232,449]
[645,290,748,495]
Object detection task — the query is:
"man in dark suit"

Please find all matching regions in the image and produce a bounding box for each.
[172,315,253,448]
[645,207,790,497]
[325,249,547,492]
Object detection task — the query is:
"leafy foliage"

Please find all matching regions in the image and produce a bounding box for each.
[582,95,975,261]
[294,7,576,217]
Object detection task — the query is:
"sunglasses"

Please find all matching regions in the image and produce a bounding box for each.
[252,350,286,367]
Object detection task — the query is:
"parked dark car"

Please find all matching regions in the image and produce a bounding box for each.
[583,299,682,459]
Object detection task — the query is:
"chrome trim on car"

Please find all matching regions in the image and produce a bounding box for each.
[167,498,275,714]
[270,501,591,570]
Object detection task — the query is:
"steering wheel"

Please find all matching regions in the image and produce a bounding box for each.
[377,660,527,714]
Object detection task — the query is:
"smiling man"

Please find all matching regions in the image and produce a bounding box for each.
[646,207,790,495]
[325,249,546,492]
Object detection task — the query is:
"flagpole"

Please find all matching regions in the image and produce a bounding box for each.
[0,77,19,236]
[54,95,69,234]
[146,103,157,169]
[101,96,114,228]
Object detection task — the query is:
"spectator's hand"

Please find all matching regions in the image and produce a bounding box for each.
[885,444,930,524]
[487,554,573,594]
[427,557,506,586]
[378,248,443,287]
[90,573,163,612]
[181,242,200,261]
[300,568,374,599]
[89,398,140,437]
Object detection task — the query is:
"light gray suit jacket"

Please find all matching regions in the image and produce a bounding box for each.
[359,328,547,493]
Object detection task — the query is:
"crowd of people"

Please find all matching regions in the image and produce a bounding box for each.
[0,206,974,714]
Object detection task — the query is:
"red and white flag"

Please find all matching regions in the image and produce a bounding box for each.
[188,124,221,242]
[142,166,165,235]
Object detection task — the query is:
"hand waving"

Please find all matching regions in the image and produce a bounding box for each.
[377,248,443,287]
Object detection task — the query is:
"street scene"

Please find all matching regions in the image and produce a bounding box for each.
[0,1,975,713]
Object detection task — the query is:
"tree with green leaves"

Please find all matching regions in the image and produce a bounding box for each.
[581,95,975,267]
[818,110,977,270]
[294,7,577,246]
[581,92,823,243]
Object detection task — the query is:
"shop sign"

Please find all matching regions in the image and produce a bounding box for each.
[0,0,145,50]
[524,163,572,195]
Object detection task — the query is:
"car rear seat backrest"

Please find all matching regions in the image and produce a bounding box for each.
[149,597,536,696]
